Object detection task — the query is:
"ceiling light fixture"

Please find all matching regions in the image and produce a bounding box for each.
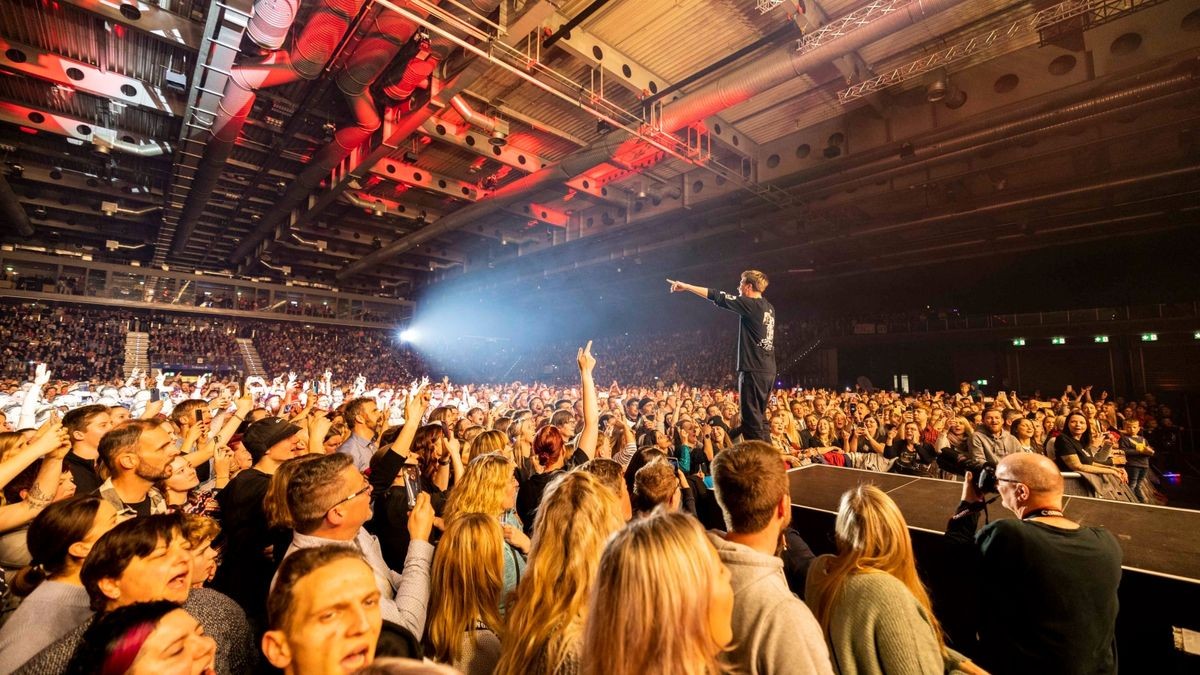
[926,72,948,102]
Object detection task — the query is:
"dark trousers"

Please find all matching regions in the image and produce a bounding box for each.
[1126,465,1148,502]
[737,369,774,442]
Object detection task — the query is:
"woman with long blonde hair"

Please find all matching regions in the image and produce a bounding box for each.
[508,412,536,480]
[580,510,733,675]
[466,429,511,464]
[426,513,506,675]
[805,485,981,674]
[494,471,624,675]
[442,453,527,604]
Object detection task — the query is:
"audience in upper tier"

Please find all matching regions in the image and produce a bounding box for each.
[0,299,1184,673]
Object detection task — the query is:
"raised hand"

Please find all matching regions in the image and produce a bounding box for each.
[407,492,435,542]
[30,415,70,459]
[405,383,432,421]
[308,412,333,450]
[182,421,204,449]
[33,363,51,387]
[236,386,254,415]
[577,340,596,374]
[445,434,462,462]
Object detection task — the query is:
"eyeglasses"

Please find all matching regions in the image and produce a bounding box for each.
[328,481,372,511]
[995,477,1022,486]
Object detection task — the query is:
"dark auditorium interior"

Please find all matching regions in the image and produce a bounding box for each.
[1,0,1200,673]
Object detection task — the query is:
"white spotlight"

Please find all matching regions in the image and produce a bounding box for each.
[399,328,418,343]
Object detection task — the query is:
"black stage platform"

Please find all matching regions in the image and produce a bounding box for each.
[787,464,1200,581]
[786,464,1200,673]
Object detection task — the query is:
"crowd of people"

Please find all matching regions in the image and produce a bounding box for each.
[0,335,1170,674]
[147,316,241,370]
[0,295,1184,673]
[0,305,127,381]
[248,322,424,384]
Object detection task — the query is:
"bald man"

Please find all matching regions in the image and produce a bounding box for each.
[947,453,1122,675]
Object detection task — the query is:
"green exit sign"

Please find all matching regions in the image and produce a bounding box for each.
[1051,337,1066,345]
[1094,335,1109,343]
[1141,333,1158,342]
[1012,338,1026,346]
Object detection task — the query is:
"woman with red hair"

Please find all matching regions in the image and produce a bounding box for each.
[515,425,569,536]
[515,342,600,535]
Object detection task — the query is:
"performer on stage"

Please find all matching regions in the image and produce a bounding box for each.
[668,270,776,441]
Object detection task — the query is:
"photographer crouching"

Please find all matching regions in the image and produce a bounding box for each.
[946,453,1122,675]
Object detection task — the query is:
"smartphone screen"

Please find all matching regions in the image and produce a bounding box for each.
[403,465,420,508]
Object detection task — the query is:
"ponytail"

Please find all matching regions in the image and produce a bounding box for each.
[14,496,104,596]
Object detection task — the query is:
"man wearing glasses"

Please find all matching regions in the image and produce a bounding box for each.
[946,453,1122,675]
[276,453,436,640]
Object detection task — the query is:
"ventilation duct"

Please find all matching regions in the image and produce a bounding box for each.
[230,0,504,265]
[211,0,367,145]
[337,0,965,279]
[791,67,1200,198]
[378,0,502,102]
[172,0,369,255]
[247,0,302,51]
[323,9,421,161]
[449,94,508,145]
[380,37,437,100]
[224,7,427,265]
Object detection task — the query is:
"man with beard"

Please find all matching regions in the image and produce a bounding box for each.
[708,441,832,675]
[337,397,382,472]
[969,407,1023,466]
[95,420,179,518]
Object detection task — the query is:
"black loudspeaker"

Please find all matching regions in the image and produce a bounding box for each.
[787,465,1200,674]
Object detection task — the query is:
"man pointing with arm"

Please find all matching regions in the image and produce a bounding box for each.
[669,270,776,442]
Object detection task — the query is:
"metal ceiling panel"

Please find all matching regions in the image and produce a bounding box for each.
[579,0,782,84]
[0,0,193,88]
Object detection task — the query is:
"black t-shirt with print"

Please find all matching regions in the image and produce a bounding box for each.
[707,289,776,373]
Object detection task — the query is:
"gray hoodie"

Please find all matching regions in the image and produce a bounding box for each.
[709,532,835,675]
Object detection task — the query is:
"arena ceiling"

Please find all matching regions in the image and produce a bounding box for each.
[1,0,1198,301]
